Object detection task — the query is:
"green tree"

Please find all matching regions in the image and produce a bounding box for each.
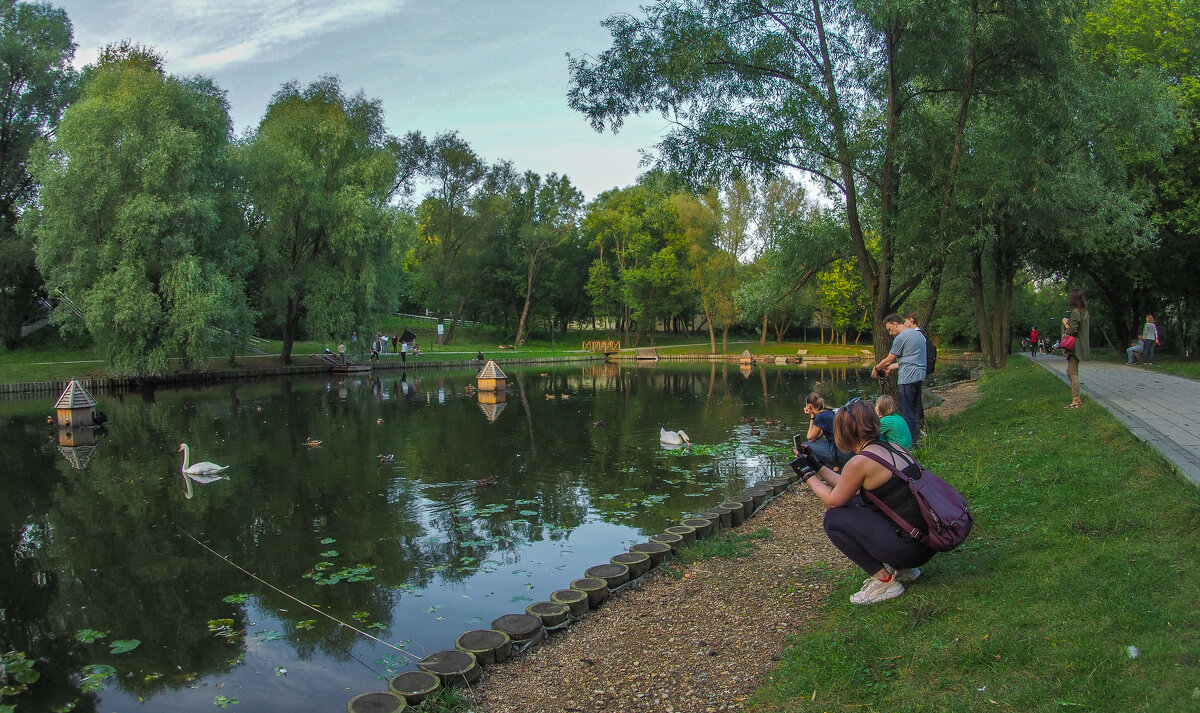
[240,76,423,363]
[27,44,251,375]
[505,171,583,345]
[0,0,75,348]
[412,133,513,345]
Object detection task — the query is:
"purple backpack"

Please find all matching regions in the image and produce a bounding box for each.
[859,447,973,552]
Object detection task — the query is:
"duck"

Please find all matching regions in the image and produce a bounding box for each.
[594,419,606,427]
[376,418,384,425]
[659,428,691,447]
[46,416,53,425]
[740,416,755,424]
[545,394,556,400]
[178,443,229,477]
[749,428,760,435]
[560,394,570,400]
[474,475,498,488]
[303,437,322,448]
[464,384,476,394]
[377,454,394,463]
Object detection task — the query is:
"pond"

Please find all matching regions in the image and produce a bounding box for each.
[0,360,968,712]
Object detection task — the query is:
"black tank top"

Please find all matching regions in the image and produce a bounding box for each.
[861,442,927,535]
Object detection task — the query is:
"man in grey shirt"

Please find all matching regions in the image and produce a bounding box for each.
[870,313,927,442]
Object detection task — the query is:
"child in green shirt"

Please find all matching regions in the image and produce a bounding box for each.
[876,394,913,449]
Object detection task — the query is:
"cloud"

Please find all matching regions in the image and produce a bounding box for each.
[90,0,407,71]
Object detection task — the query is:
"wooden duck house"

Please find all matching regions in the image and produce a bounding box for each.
[53,380,98,427]
[739,349,753,364]
[476,360,507,392]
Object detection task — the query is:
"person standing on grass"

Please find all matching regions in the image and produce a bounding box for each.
[1030,326,1039,358]
[1063,288,1091,409]
[792,399,934,604]
[1141,314,1159,365]
[871,314,926,441]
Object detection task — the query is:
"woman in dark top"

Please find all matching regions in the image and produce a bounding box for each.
[793,399,935,604]
[801,392,853,469]
[1063,288,1091,409]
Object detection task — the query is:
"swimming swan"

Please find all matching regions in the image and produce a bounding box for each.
[178,443,229,477]
[659,428,691,446]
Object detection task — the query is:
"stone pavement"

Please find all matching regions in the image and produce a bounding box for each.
[1030,354,1200,487]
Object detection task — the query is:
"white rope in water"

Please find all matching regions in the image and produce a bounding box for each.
[179,528,420,659]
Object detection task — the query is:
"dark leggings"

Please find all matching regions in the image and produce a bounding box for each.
[824,500,935,575]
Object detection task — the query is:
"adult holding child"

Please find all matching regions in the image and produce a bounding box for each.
[792,399,934,604]
[1062,288,1091,409]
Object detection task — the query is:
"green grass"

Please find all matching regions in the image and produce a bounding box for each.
[751,360,1200,713]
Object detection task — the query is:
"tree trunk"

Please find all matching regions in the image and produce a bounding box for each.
[760,312,768,346]
[513,260,539,345]
[281,297,301,365]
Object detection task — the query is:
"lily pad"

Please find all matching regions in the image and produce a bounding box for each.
[75,629,106,643]
[108,639,140,654]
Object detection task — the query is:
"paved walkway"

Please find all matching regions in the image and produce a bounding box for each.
[1030,354,1200,487]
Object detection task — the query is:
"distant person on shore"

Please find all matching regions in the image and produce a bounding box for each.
[872,314,926,441]
[400,339,408,363]
[1030,327,1039,358]
[903,312,934,429]
[370,335,382,363]
[337,341,347,365]
[875,394,912,449]
[801,392,853,469]
[1063,288,1091,409]
[792,399,934,604]
[391,333,399,354]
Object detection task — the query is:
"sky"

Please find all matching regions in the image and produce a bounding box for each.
[53,0,670,200]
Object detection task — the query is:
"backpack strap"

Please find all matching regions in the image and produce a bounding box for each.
[857,449,924,540]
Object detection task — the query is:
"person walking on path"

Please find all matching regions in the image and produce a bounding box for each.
[1141,314,1159,365]
[871,314,926,441]
[1030,327,1039,358]
[1063,288,1091,409]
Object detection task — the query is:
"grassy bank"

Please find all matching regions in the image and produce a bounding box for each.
[754,359,1200,712]
[0,320,887,385]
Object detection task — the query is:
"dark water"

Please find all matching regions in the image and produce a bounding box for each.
[0,361,966,712]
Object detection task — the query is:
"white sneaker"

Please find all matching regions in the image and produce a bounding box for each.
[850,576,905,604]
[896,567,922,584]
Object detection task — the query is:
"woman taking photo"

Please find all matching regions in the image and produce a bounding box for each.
[1063,288,1091,409]
[793,399,934,604]
[801,392,852,469]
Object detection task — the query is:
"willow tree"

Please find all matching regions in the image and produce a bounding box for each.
[240,76,423,362]
[28,44,252,375]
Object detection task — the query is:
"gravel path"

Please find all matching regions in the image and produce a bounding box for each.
[469,488,841,713]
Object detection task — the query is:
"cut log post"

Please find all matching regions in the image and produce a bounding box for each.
[347,691,406,713]
[610,551,650,579]
[584,563,630,589]
[570,577,609,609]
[526,601,570,628]
[682,517,714,539]
[629,542,671,568]
[388,671,440,706]
[665,524,696,545]
[490,614,544,644]
[455,629,512,665]
[417,650,479,687]
[649,531,684,554]
[551,588,589,617]
[721,500,745,526]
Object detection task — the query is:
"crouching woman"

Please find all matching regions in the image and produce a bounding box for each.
[793,399,934,604]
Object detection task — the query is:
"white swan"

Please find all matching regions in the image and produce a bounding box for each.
[178,443,229,477]
[659,428,691,446]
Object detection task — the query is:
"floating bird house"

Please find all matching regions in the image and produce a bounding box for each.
[53,379,97,427]
[476,360,506,392]
[739,349,753,364]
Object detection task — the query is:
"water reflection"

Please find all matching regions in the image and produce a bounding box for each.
[0,361,968,712]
